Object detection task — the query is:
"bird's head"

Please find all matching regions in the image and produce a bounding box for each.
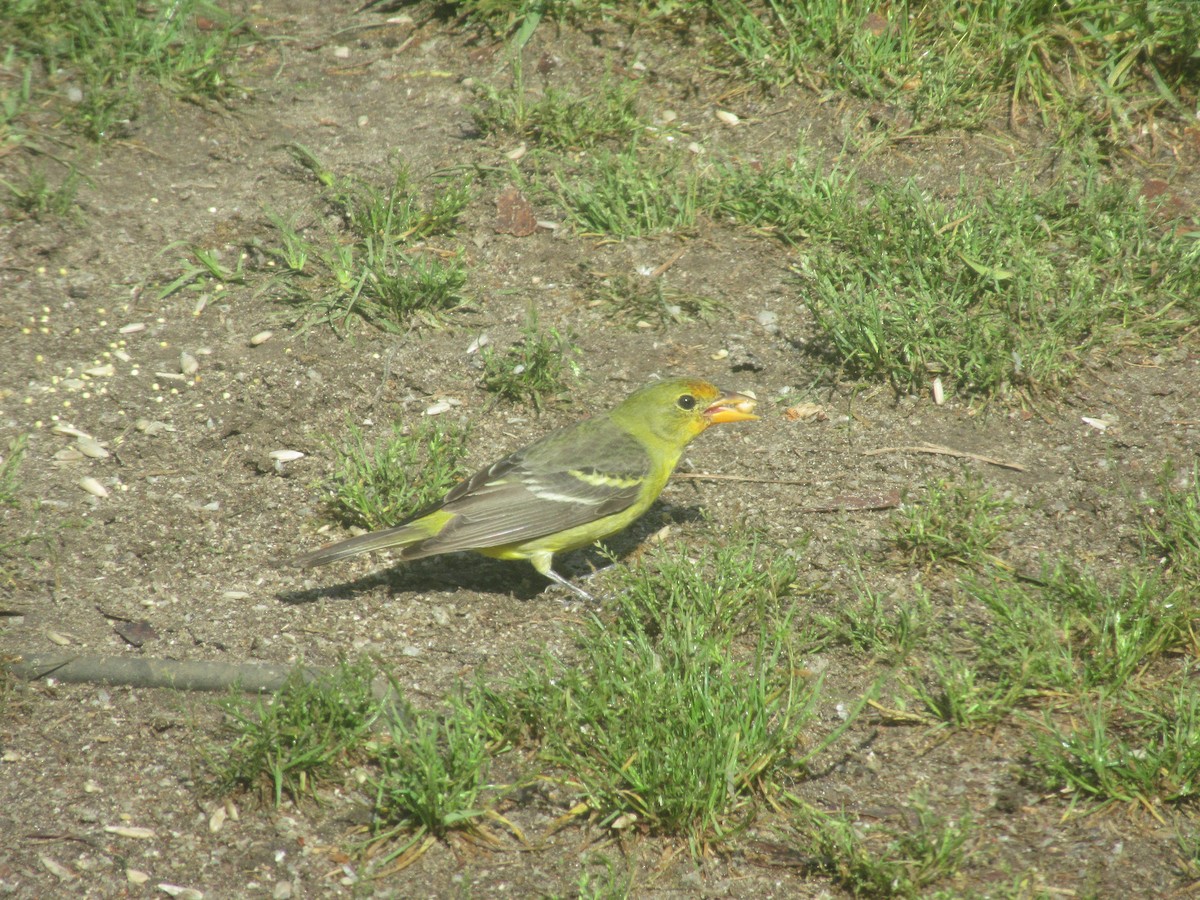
[612,377,758,449]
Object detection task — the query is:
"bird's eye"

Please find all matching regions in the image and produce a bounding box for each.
[677,394,696,410]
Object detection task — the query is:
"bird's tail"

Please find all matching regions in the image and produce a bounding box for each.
[288,514,447,568]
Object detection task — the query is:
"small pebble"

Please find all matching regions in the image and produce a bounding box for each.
[250,330,273,346]
[119,323,146,334]
[715,110,739,126]
[180,352,199,376]
[755,310,779,333]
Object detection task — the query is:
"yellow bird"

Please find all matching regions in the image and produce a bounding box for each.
[290,377,758,599]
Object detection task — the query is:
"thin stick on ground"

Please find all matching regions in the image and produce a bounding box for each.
[863,442,1027,472]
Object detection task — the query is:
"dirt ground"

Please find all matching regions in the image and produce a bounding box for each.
[2,3,1199,897]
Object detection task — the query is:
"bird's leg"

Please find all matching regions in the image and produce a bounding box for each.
[530,551,597,603]
[542,566,597,604]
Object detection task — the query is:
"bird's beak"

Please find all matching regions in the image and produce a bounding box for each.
[704,390,759,424]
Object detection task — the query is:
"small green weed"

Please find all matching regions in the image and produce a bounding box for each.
[341,166,473,245]
[793,798,975,898]
[211,659,384,806]
[557,147,702,237]
[597,272,724,329]
[0,434,28,507]
[1,166,82,219]
[266,150,474,333]
[969,564,1192,695]
[362,247,468,325]
[0,433,37,587]
[891,472,1014,568]
[1143,462,1200,583]
[606,529,799,646]
[903,650,1029,728]
[370,687,499,864]
[324,419,470,531]
[817,577,931,660]
[263,209,310,274]
[474,56,642,150]
[1029,678,1200,806]
[156,244,246,300]
[480,309,580,410]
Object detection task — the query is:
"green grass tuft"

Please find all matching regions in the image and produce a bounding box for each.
[890,472,1015,568]
[323,418,471,531]
[792,797,975,897]
[509,533,824,848]
[1143,462,1200,584]
[1,0,244,143]
[262,149,474,333]
[481,309,580,410]
[474,56,642,150]
[597,272,725,329]
[210,659,384,806]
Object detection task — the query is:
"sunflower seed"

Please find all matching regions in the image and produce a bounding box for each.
[105,826,156,839]
[157,884,203,900]
[77,437,110,459]
[79,476,108,497]
[53,423,92,439]
[1082,416,1114,431]
[40,856,75,881]
[156,886,202,900]
[250,330,273,346]
[119,322,146,334]
[85,364,115,377]
[715,110,739,126]
[54,448,85,462]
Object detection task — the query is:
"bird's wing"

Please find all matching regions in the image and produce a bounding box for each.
[408,417,652,556]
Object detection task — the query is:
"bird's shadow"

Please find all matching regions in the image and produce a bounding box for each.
[276,502,705,606]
